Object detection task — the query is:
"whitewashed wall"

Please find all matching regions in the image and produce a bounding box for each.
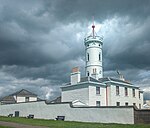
[61,84,143,108]
[16,97,37,103]
[0,101,134,124]
[16,97,25,102]
[89,86,106,106]
[62,87,89,105]
[29,97,37,102]
[109,85,143,108]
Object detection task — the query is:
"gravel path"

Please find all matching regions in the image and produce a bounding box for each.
[0,121,49,128]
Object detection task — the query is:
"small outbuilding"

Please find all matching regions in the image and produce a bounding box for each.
[0,89,39,104]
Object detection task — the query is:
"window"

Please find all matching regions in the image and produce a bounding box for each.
[87,53,89,61]
[139,104,141,109]
[116,102,120,106]
[125,87,128,96]
[25,97,29,102]
[99,70,101,74]
[99,53,101,61]
[133,103,136,107]
[93,68,97,74]
[96,101,101,106]
[139,91,140,99]
[87,71,89,76]
[96,87,100,95]
[116,86,119,95]
[132,89,135,97]
[125,102,128,106]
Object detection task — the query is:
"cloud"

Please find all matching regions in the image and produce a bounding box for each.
[0,0,150,100]
[101,16,150,71]
[0,69,61,100]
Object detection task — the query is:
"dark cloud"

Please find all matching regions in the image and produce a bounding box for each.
[47,0,150,23]
[0,0,150,100]
[103,17,150,71]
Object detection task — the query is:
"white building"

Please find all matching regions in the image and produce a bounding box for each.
[0,89,39,104]
[61,24,143,109]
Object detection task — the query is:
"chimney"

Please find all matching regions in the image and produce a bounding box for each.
[71,67,81,85]
[119,74,125,81]
[117,70,125,81]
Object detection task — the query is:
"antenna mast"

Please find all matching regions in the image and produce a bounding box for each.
[92,16,95,38]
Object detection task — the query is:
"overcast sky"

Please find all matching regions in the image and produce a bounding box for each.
[0,0,150,100]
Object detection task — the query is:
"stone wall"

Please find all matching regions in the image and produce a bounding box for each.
[0,101,135,124]
[134,108,150,124]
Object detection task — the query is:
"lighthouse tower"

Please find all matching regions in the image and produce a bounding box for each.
[84,23,103,79]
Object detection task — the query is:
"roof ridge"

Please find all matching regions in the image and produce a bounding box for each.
[10,89,37,96]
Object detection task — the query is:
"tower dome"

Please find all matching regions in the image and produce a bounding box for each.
[84,24,103,79]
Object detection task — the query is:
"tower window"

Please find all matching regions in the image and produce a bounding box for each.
[99,53,101,61]
[87,53,89,61]
[87,71,89,76]
[93,68,96,74]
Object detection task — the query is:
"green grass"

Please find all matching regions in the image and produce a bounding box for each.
[0,126,13,128]
[0,116,150,128]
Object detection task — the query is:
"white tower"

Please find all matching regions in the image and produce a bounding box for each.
[84,23,103,79]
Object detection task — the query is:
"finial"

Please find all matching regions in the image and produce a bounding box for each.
[92,16,95,38]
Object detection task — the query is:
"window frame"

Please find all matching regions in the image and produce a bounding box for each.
[87,71,90,76]
[132,89,135,97]
[25,97,29,102]
[99,53,101,61]
[116,102,120,106]
[125,87,128,96]
[96,86,100,95]
[139,91,140,99]
[87,53,89,61]
[96,101,101,106]
[125,102,128,106]
[133,103,136,107]
[116,86,119,95]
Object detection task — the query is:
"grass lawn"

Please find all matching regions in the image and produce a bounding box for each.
[0,126,13,128]
[0,116,150,128]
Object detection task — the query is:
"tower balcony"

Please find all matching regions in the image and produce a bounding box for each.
[84,35,103,45]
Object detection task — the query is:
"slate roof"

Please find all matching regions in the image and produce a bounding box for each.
[0,95,16,104]
[80,77,100,83]
[80,76,132,85]
[98,77,132,85]
[10,89,37,97]
[0,89,38,104]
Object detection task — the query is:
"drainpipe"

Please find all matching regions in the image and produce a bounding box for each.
[106,85,108,106]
